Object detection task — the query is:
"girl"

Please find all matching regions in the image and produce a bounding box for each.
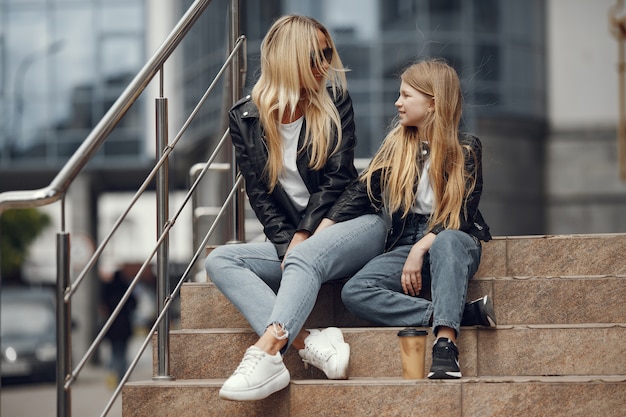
[326,59,495,380]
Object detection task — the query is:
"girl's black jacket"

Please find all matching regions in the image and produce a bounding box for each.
[326,133,492,251]
[228,88,358,258]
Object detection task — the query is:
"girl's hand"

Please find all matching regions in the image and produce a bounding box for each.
[401,233,436,296]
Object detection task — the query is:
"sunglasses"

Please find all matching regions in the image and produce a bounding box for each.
[310,47,333,67]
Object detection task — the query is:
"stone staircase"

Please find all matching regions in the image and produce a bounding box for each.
[123,233,626,416]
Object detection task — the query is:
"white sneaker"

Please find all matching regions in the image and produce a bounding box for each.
[219,346,290,401]
[299,327,350,380]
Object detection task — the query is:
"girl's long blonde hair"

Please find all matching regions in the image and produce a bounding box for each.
[362,59,474,230]
[252,15,348,190]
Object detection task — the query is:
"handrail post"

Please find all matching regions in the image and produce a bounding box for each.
[56,229,72,417]
[154,74,173,380]
[229,0,246,243]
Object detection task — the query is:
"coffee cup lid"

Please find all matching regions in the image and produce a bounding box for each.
[397,327,428,337]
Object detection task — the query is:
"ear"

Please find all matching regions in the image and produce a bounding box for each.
[429,96,435,111]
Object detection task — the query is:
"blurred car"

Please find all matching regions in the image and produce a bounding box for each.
[1,286,57,383]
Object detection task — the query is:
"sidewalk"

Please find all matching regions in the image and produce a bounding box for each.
[1,336,153,417]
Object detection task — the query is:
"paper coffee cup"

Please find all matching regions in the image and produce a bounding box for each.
[397,328,428,379]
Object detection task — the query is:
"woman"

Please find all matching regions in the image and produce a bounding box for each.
[325,59,496,380]
[205,15,386,401]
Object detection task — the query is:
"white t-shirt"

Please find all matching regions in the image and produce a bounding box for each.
[278,117,310,212]
[411,158,434,215]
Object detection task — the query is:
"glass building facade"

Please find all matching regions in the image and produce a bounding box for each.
[0,0,545,166]
[1,0,547,235]
[0,0,147,170]
[178,0,546,159]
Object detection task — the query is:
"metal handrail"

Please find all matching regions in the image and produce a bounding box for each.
[190,162,231,277]
[0,0,247,416]
[98,130,240,417]
[78,19,246,417]
[68,37,247,368]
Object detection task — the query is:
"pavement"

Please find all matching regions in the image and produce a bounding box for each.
[1,336,153,417]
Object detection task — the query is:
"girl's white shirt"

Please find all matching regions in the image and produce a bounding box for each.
[411,158,434,215]
[278,117,309,213]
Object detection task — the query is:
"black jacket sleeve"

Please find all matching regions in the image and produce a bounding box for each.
[229,105,296,256]
[325,172,380,223]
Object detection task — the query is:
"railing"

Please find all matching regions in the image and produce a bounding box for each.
[0,0,246,416]
[189,161,232,277]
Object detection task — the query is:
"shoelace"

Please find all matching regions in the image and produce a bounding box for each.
[233,349,264,376]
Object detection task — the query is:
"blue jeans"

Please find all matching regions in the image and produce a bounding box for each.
[341,215,482,337]
[205,214,386,350]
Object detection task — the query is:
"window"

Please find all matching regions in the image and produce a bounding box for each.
[473,0,499,34]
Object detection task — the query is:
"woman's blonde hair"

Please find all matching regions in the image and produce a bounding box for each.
[362,59,475,230]
[252,15,348,190]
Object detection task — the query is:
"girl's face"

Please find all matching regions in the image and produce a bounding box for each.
[395,80,433,129]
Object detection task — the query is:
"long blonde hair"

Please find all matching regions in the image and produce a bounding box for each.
[252,15,348,190]
[362,59,474,230]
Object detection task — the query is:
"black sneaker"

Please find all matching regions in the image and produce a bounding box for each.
[427,338,461,379]
[461,295,497,327]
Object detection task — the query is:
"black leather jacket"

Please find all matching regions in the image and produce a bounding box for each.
[229,88,358,258]
[326,133,491,251]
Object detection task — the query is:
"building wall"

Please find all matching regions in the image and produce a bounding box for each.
[477,116,547,236]
[547,0,626,234]
[0,0,149,167]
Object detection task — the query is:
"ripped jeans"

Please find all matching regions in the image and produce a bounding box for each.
[205,214,386,351]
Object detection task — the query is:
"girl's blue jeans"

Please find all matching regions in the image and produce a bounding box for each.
[341,215,482,337]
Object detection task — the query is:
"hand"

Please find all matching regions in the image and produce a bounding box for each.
[314,218,336,234]
[401,246,426,296]
[400,233,435,296]
[281,230,311,269]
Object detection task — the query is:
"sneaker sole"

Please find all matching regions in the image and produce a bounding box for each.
[427,369,462,379]
[219,367,290,401]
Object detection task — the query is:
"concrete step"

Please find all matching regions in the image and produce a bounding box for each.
[123,234,626,417]
[157,325,626,380]
[123,375,626,417]
[180,273,626,329]
[186,233,626,330]
[200,233,626,280]
[474,233,626,278]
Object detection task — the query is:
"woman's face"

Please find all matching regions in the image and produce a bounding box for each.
[310,29,331,83]
[395,80,433,129]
